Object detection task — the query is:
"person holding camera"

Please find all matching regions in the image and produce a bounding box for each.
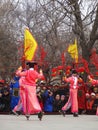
[42,89,54,112]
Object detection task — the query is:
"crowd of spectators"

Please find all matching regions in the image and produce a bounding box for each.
[0,80,10,112]
[0,77,98,115]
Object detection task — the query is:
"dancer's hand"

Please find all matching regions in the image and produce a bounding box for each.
[88,75,91,80]
[0,93,2,97]
[88,75,92,82]
[18,66,22,71]
[78,76,83,82]
[63,76,66,81]
[39,69,43,74]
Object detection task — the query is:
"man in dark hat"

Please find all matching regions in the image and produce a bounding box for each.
[60,69,80,117]
[16,61,44,120]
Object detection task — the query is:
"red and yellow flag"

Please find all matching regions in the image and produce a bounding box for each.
[68,38,78,63]
[24,28,38,61]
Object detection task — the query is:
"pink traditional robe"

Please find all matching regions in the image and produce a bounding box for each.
[96,107,98,115]
[13,99,22,112]
[16,68,44,115]
[62,75,79,113]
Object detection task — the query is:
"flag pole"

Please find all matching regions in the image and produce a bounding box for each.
[21,55,25,69]
[21,30,26,69]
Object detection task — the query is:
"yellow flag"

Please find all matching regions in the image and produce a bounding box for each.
[68,38,78,63]
[24,29,38,61]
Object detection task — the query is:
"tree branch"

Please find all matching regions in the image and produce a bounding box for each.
[88,4,98,49]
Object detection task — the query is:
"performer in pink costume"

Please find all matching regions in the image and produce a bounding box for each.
[16,61,44,120]
[60,69,80,117]
[88,75,98,116]
[12,76,25,116]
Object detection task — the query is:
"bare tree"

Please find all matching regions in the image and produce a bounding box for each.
[0,0,20,80]
[52,0,98,62]
[1,0,97,81]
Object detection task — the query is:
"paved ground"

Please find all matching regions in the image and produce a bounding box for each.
[0,114,98,130]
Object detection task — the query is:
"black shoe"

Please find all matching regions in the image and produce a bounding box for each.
[38,112,44,121]
[73,113,78,117]
[17,111,22,115]
[59,110,66,117]
[25,115,30,120]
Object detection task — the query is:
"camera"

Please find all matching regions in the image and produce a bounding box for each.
[48,91,51,94]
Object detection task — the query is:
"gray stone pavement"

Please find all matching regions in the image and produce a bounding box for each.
[0,114,98,130]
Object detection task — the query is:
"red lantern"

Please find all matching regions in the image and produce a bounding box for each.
[57,65,63,70]
[52,67,57,73]
[89,74,94,79]
[77,67,85,73]
[95,72,98,76]
[51,73,57,77]
[66,70,70,75]
[66,65,72,70]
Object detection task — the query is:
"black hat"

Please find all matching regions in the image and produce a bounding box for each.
[26,61,37,68]
[71,69,77,74]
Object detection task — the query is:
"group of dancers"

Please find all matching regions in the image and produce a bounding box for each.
[12,61,98,120]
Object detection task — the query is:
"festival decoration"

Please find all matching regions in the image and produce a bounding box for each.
[95,72,98,76]
[39,46,47,66]
[80,57,90,74]
[61,52,66,66]
[90,48,98,69]
[51,73,57,77]
[57,65,64,70]
[65,65,72,75]
[77,67,85,73]
[51,67,57,73]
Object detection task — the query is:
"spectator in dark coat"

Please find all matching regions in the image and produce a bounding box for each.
[0,80,10,112]
[1,87,10,112]
[59,95,67,110]
[53,94,61,112]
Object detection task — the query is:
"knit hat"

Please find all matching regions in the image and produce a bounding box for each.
[91,92,95,96]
